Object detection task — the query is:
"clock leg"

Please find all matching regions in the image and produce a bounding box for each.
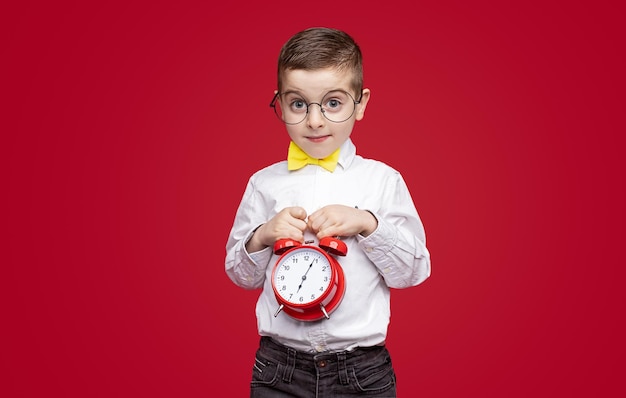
[274,304,284,317]
[320,304,330,319]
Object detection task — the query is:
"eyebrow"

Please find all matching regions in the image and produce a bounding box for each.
[280,89,349,99]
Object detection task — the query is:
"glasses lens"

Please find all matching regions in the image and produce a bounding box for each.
[273,95,306,125]
[320,91,357,123]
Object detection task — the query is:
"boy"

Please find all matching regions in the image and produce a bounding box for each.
[225,27,431,397]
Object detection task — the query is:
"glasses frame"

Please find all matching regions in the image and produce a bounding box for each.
[269,89,363,125]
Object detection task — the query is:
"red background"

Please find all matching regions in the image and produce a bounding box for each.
[2,1,624,397]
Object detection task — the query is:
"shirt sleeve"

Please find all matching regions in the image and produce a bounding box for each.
[355,172,431,289]
[224,176,273,289]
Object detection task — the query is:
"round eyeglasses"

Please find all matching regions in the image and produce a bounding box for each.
[270,90,362,125]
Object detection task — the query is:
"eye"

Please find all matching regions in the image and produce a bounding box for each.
[326,98,341,109]
[290,99,307,112]
[323,97,345,113]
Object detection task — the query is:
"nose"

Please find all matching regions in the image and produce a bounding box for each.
[306,103,325,129]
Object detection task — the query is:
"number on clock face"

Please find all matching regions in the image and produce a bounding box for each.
[273,248,332,304]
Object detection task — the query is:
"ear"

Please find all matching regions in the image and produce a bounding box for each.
[354,88,370,121]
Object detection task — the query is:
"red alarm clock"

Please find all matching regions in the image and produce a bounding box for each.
[271,237,347,321]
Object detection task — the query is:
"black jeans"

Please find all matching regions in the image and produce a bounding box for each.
[250,337,397,397]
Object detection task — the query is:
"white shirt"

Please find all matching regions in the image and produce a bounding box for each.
[225,139,431,352]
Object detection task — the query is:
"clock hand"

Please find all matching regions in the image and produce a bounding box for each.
[296,261,315,293]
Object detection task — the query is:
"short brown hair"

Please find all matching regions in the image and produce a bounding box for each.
[277,27,363,98]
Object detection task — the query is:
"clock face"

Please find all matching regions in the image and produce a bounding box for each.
[273,247,333,306]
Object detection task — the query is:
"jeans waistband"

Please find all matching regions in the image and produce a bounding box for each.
[259,336,387,376]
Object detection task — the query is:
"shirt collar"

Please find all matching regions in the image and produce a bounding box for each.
[336,138,356,171]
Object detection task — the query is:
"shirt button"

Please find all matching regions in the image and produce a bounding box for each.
[318,360,327,368]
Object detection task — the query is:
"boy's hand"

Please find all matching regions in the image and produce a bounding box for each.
[308,205,378,239]
[245,207,307,253]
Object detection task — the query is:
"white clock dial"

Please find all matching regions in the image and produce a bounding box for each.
[273,248,332,305]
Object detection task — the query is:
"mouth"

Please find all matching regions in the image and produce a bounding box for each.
[306,135,331,143]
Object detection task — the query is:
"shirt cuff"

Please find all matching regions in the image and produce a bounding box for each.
[355,212,397,260]
[243,226,273,267]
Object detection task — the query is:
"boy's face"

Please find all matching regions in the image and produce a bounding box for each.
[278,68,370,159]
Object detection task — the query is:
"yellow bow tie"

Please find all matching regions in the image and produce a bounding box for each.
[287,141,340,172]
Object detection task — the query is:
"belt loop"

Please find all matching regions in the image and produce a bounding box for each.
[337,352,349,385]
[282,347,296,383]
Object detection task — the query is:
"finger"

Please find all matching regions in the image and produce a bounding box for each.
[306,215,322,233]
[290,218,308,233]
[288,206,307,221]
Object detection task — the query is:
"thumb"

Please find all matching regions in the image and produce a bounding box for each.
[289,206,307,221]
